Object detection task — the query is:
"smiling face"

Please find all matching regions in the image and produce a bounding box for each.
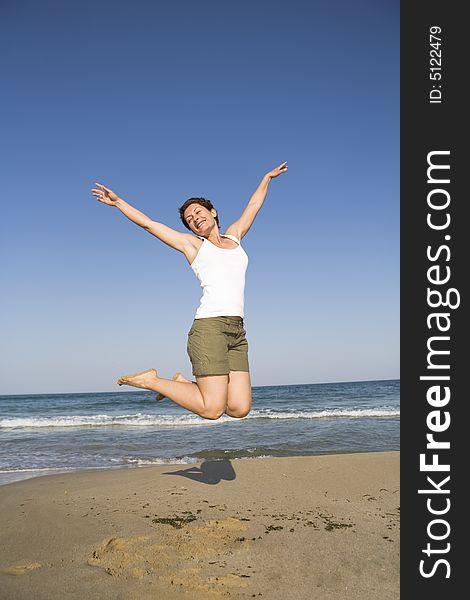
[183,203,218,236]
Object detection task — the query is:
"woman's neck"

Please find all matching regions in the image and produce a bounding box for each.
[205,227,223,245]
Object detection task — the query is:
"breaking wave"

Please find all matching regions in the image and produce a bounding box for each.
[1,407,399,429]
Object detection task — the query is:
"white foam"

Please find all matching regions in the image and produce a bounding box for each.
[0,467,68,474]
[124,456,199,466]
[249,408,400,419]
[238,454,275,460]
[0,407,399,429]
[0,413,220,429]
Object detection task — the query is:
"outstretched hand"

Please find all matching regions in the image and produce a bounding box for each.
[91,183,119,206]
[266,161,288,179]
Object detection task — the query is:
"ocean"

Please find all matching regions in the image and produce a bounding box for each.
[0,379,399,486]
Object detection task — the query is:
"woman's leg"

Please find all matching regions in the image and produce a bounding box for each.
[156,372,187,401]
[225,371,252,418]
[117,369,228,420]
[152,370,252,417]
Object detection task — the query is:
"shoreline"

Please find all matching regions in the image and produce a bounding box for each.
[0,448,398,487]
[0,451,399,599]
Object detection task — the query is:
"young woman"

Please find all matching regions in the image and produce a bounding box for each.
[91,161,287,420]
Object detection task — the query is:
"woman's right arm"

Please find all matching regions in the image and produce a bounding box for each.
[91,182,194,254]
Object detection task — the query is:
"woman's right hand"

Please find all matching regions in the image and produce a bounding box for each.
[91,183,119,206]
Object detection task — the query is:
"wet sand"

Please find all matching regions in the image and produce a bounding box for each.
[0,452,399,599]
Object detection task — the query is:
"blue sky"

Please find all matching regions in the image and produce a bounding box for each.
[0,0,399,394]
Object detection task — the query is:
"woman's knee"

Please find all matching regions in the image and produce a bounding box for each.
[225,406,251,418]
[201,403,226,420]
[199,391,227,420]
[196,375,228,420]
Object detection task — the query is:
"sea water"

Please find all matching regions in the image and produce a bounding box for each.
[0,379,399,485]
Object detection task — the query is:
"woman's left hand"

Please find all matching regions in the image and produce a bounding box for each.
[266,161,288,179]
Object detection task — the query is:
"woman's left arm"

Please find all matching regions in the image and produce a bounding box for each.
[225,161,288,240]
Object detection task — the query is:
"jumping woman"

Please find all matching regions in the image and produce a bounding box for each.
[91,161,288,420]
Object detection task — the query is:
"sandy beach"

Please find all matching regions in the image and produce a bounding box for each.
[0,452,399,599]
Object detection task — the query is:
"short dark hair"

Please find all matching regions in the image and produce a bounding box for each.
[178,197,220,230]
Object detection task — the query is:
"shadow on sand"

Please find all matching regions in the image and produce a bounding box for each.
[162,458,236,485]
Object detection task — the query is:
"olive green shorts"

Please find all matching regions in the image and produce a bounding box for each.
[187,317,250,377]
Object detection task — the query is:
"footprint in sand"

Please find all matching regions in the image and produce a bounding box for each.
[1,562,42,575]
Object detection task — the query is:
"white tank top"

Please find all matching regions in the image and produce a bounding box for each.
[190,234,249,319]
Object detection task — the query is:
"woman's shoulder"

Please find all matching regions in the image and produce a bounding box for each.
[185,235,204,253]
[222,231,241,244]
[188,234,205,246]
[182,234,205,266]
[223,222,244,242]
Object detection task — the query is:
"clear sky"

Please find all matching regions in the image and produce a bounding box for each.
[1,0,399,394]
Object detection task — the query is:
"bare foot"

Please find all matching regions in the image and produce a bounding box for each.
[117,368,157,389]
[155,372,191,401]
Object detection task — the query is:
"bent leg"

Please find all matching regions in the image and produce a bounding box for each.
[117,369,228,420]
[225,371,252,418]
[195,375,229,419]
[153,373,228,419]
[156,372,188,401]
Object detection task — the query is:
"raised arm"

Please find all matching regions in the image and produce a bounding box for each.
[91,183,193,253]
[225,161,288,240]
